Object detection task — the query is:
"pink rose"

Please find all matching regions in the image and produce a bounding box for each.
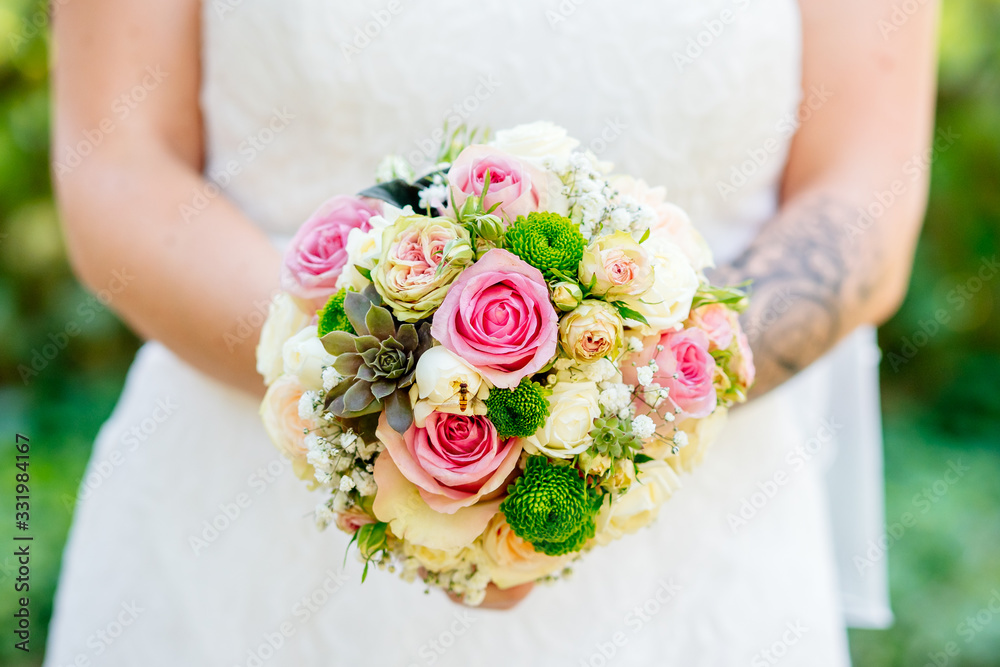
[281,195,381,309]
[687,304,735,351]
[335,509,376,534]
[376,412,522,514]
[734,329,756,389]
[623,328,718,421]
[431,249,559,389]
[447,145,544,222]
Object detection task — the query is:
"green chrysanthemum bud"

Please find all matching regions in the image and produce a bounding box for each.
[504,212,586,281]
[485,380,550,439]
[317,288,355,337]
[500,456,598,556]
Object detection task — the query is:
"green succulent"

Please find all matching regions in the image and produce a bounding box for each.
[589,416,644,460]
[485,380,550,439]
[321,286,431,434]
[317,288,355,337]
[500,456,600,556]
[504,212,586,281]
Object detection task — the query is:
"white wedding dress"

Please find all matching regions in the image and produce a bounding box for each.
[45,0,892,664]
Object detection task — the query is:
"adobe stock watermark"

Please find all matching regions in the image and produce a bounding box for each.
[180,108,295,223]
[8,0,71,54]
[340,0,407,62]
[884,254,998,372]
[59,397,180,514]
[728,418,842,533]
[188,456,293,556]
[234,568,351,667]
[18,268,135,385]
[407,611,478,666]
[577,579,682,667]
[846,126,959,244]
[50,600,145,667]
[716,84,834,201]
[879,0,934,40]
[545,0,592,29]
[919,589,1000,667]
[853,459,968,576]
[751,621,809,666]
[52,67,170,181]
[401,75,502,169]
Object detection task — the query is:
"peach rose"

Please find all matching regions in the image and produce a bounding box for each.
[260,374,315,480]
[477,514,572,589]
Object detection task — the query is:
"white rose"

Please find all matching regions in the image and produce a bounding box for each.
[335,208,398,292]
[282,325,336,391]
[593,460,681,545]
[620,238,699,337]
[524,381,600,459]
[409,347,489,427]
[402,542,470,573]
[256,294,312,385]
[664,406,729,474]
[490,121,579,169]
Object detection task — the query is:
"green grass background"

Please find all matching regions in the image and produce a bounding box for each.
[0,0,998,664]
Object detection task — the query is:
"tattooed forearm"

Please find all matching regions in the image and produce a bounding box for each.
[709,195,887,397]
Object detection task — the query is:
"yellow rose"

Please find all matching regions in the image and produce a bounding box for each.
[403,542,470,573]
[593,461,681,546]
[558,300,624,363]
[477,514,572,589]
[579,231,655,299]
[663,407,729,475]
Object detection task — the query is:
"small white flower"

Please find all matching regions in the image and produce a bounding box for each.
[298,390,322,421]
[598,383,632,414]
[374,154,415,183]
[332,490,350,513]
[322,366,342,392]
[626,336,644,353]
[610,207,632,232]
[339,475,356,493]
[340,431,358,454]
[314,502,336,530]
[635,366,655,387]
[617,406,633,420]
[632,414,655,440]
[672,431,689,448]
[418,183,449,212]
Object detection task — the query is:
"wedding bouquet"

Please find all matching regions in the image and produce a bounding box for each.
[256,122,755,604]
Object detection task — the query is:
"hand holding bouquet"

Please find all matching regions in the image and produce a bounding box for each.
[257,122,755,604]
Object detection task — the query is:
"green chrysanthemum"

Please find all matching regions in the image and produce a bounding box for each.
[317,288,355,337]
[500,456,598,556]
[504,212,586,281]
[485,380,550,439]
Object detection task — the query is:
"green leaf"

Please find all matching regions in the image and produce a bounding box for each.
[356,265,373,281]
[613,301,650,326]
[548,268,579,285]
[634,453,654,464]
[358,179,423,210]
[638,228,651,244]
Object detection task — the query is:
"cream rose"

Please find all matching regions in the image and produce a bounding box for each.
[579,232,655,299]
[558,300,624,363]
[619,237,699,337]
[409,347,490,427]
[477,514,572,589]
[403,542,470,573]
[335,207,399,292]
[260,374,315,480]
[593,460,681,546]
[611,175,713,272]
[490,121,580,168]
[281,325,336,392]
[256,294,312,385]
[523,381,600,459]
[663,406,729,474]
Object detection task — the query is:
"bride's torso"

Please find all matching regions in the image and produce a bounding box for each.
[201,0,802,263]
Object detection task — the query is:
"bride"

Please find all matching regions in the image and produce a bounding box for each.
[46,0,937,664]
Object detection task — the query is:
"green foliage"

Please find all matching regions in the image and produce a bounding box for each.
[485,379,550,438]
[317,288,355,337]
[504,212,586,281]
[500,456,599,556]
[588,416,643,461]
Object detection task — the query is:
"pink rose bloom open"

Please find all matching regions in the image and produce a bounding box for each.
[376,412,521,514]
[447,145,543,222]
[624,328,718,421]
[431,249,558,389]
[281,195,381,309]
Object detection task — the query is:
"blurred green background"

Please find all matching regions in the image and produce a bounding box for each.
[0,0,998,664]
